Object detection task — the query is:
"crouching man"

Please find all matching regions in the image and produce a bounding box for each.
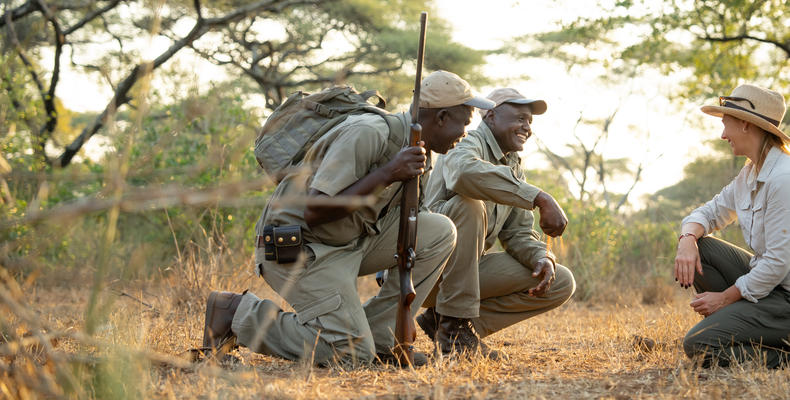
[419,88,576,359]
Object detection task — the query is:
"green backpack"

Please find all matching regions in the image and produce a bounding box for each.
[254,86,404,182]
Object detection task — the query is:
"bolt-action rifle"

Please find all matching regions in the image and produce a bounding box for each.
[392,11,428,367]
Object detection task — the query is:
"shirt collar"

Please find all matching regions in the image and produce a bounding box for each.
[477,121,507,162]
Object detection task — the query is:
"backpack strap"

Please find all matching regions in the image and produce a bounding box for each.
[381,113,407,163]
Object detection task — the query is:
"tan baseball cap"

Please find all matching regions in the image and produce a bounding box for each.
[486,88,547,115]
[419,70,495,109]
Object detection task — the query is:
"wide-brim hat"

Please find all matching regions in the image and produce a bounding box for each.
[485,87,547,115]
[701,84,789,142]
[419,70,495,110]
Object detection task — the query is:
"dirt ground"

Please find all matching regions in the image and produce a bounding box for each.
[5,276,790,399]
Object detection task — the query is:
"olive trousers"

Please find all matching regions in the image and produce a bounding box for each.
[684,236,790,368]
[230,208,455,365]
[423,195,576,337]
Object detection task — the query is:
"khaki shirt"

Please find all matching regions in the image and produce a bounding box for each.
[683,146,790,302]
[257,112,425,247]
[425,121,549,267]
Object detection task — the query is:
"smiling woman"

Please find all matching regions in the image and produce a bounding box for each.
[674,84,790,369]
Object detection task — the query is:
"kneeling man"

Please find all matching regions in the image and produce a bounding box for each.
[201,71,495,367]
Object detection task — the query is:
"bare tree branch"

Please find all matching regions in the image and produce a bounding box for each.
[614,161,643,212]
[35,0,64,163]
[5,176,380,228]
[63,0,125,35]
[56,0,319,167]
[193,0,202,21]
[0,0,36,29]
[702,33,790,58]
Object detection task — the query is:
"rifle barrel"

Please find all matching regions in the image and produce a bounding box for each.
[411,12,427,125]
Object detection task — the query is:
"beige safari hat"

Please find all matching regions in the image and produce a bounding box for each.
[701,84,789,142]
[419,70,495,109]
[486,88,547,115]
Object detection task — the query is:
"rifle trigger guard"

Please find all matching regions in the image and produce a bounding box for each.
[406,248,416,271]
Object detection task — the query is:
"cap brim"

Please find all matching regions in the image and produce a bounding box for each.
[502,99,547,115]
[464,96,496,110]
[701,105,790,142]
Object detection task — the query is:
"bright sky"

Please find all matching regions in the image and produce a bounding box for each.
[53,0,723,208]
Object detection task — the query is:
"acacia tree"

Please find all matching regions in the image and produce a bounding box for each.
[186,1,486,110]
[1,0,485,169]
[508,0,790,100]
[501,0,788,211]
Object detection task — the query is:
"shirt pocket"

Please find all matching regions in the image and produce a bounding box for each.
[749,199,766,253]
[296,291,364,345]
[737,198,753,242]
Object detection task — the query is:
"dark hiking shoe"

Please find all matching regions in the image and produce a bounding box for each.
[375,350,430,368]
[416,307,439,340]
[436,315,502,360]
[202,291,243,353]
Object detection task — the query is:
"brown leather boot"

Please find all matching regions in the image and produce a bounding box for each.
[202,291,243,351]
[435,315,501,360]
[416,307,439,340]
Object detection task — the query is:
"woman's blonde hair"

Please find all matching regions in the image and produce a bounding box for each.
[753,127,790,176]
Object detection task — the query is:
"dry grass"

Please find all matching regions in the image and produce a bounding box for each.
[3,267,790,400]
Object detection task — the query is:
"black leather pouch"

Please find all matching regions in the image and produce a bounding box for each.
[273,225,302,264]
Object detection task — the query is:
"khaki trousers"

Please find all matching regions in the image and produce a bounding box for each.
[424,195,576,337]
[683,236,790,368]
[231,208,455,365]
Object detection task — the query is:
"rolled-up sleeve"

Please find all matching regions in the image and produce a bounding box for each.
[442,136,541,209]
[498,207,549,268]
[735,173,790,302]
[681,175,739,235]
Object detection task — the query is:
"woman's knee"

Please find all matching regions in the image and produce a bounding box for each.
[682,323,720,360]
[696,236,718,261]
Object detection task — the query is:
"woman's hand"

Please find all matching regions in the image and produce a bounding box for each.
[674,235,702,288]
[690,286,742,316]
[690,292,727,316]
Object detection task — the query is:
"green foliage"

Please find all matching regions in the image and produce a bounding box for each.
[525,167,677,301]
[642,141,745,221]
[1,79,268,282]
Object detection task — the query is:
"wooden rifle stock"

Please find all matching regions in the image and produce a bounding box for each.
[393,11,427,367]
